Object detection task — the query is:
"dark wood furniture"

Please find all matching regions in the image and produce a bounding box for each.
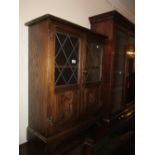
[89,11,135,122]
[19,106,135,155]
[25,14,107,146]
[83,104,135,155]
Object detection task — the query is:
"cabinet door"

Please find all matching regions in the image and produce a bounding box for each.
[111,29,127,113]
[54,90,79,124]
[81,36,103,117]
[51,30,80,126]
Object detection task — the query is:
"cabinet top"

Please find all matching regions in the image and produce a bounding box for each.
[25,14,107,39]
[89,10,134,31]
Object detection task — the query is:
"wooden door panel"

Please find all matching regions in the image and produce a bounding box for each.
[83,85,102,116]
[54,90,79,125]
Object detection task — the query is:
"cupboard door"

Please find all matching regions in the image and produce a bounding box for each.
[51,30,80,125]
[82,38,103,116]
[85,42,103,83]
[111,29,127,113]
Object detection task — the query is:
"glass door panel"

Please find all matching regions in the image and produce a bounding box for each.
[81,37,103,117]
[112,29,127,113]
[55,32,80,86]
[85,42,103,83]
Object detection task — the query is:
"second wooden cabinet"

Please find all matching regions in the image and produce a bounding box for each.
[89,11,135,121]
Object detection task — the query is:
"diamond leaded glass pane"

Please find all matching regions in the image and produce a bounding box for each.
[55,32,79,86]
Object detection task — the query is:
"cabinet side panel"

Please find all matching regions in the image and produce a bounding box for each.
[28,21,49,136]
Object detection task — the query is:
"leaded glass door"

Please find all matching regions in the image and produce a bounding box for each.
[53,29,80,125]
[81,36,103,117]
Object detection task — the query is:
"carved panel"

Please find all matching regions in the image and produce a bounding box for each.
[84,86,101,115]
[55,90,78,124]
[88,91,96,104]
[61,92,73,119]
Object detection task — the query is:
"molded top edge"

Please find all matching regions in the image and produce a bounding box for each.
[89,10,134,26]
[25,14,107,39]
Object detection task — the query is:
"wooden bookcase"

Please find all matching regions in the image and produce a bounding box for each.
[25,14,107,144]
[89,11,135,121]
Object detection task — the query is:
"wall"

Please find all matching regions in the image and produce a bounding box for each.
[107,0,135,23]
[19,0,114,144]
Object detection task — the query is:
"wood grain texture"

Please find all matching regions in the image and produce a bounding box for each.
[28,19,49,137]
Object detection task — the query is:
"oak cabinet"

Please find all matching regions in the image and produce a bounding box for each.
[26,14,106,143]
[89,11,135,121]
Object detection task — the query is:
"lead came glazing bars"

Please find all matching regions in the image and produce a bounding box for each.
[55,32,80,86]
